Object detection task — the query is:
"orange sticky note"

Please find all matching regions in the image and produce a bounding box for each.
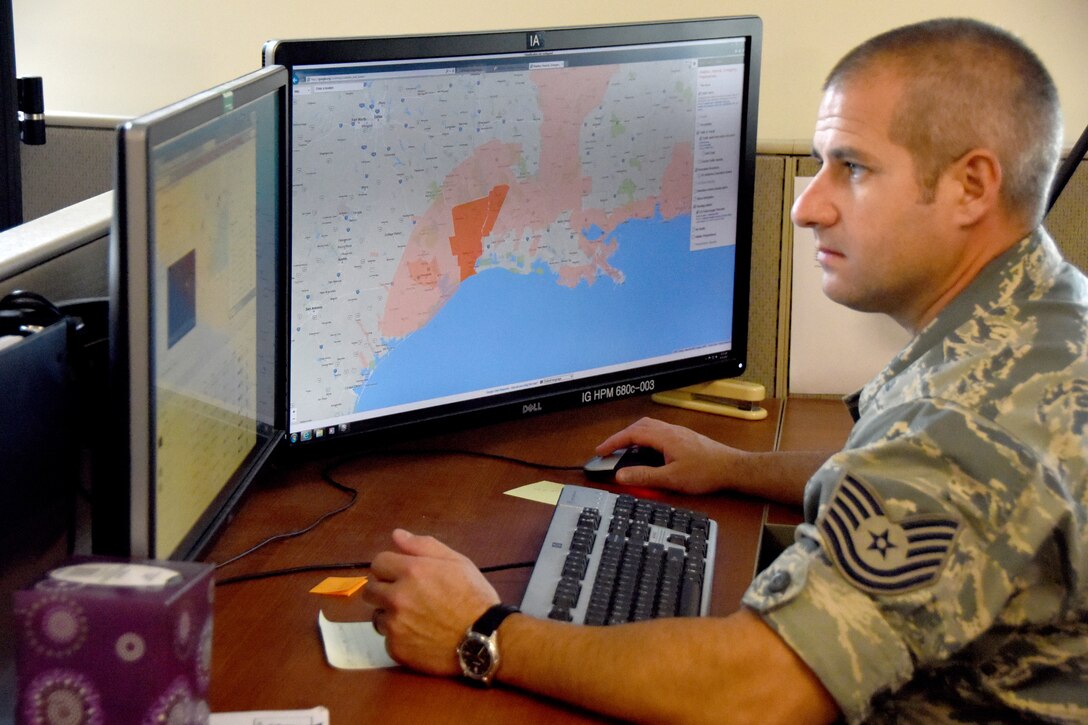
[310,576,368,597]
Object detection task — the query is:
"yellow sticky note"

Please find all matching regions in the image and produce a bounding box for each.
[505,481,565,505]
[310,576,368,597]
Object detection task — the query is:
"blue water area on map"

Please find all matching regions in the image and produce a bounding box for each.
[353,210,735,412]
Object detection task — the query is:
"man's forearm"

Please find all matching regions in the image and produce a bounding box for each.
[495,608,838,724]
[726,449,832,505]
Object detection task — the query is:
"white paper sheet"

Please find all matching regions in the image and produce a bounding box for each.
[209,706,330,725]
[318,610,397,670]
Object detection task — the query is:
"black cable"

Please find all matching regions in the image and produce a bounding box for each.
[214,558,536,587]
[212,445,579,583]
[351,446,585,472]
[215,560,372,586]
[212,455,360,571]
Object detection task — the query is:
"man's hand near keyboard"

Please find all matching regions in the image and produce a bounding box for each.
[363,528,838,724]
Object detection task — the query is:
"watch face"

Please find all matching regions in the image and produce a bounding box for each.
[458,631,496,680]
[460,639,492,674]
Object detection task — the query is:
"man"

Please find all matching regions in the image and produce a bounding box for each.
[364,18,1087,723]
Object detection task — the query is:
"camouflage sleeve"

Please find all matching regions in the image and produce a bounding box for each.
[744,525,914,722]
[743,395,1079,722]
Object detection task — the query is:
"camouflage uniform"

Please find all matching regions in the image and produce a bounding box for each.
[743,229,1088,723]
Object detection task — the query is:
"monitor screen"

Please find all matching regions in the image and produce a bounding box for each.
[99,66,287,559]
[265,16,761,449]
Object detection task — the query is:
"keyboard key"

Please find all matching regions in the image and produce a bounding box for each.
[562,551,589,579]
[548,605,573,622]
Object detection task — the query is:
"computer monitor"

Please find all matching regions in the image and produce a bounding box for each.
[98,65,287,559]
[264,16,762,450]
[1,0,21,232]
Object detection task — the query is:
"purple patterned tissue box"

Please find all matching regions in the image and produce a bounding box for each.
[13,557,214,724]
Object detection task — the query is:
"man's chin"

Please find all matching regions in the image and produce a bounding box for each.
[821,282,881,315]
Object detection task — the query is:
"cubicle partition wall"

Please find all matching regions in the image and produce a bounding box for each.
[7,124,1088,397]
[1047,156,1088,271]
[19,114,118,221]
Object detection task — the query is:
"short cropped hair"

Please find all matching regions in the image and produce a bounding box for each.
[826,18,1063,226]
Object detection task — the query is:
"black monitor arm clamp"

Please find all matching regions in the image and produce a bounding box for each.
[16,74,43,145]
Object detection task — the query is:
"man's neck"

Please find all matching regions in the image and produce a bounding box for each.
[899,218,1032,334]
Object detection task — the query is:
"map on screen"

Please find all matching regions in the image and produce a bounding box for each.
[288,41,745,435]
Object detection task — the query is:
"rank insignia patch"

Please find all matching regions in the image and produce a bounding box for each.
[819,475,961,595]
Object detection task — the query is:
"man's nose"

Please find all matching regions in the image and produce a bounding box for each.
[791,172,837,229]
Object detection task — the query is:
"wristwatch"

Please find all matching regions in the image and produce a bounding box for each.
[456,603,520,686]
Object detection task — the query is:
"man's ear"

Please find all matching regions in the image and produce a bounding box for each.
[947,148,1002,227]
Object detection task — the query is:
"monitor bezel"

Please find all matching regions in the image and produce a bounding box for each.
[100,65,288,560]
[265,16,762,454]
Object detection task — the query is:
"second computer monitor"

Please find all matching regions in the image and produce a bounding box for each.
[102,66,287,559]
[265,16,762,449]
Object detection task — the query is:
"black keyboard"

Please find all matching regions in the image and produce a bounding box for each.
[520,485,717,624]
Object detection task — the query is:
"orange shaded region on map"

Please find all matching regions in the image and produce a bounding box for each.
[449,184,509,282]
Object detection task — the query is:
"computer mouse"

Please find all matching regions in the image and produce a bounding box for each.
[583,445,666,481]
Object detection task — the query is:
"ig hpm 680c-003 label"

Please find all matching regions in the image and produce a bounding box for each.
[582,379,657,404]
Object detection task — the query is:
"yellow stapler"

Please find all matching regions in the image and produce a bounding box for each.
[652,379,768,420]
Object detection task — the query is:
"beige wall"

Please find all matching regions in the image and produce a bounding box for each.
[12,0,1088,146]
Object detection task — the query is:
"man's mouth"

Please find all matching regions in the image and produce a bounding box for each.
[815,246,845,265]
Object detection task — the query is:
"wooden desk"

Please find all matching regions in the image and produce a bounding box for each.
[778,396,855,453]
[204,394,850,720]
[766,396,856,526]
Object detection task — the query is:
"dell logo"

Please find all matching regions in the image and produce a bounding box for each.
[526,31,544,50]
[522,402,543,414]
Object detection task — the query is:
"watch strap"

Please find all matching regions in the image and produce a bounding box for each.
[471,603,520,636]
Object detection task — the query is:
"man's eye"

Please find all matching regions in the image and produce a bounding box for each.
[843,161,865,177]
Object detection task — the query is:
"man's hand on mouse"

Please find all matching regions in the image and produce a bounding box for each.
[595,417,745,495]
